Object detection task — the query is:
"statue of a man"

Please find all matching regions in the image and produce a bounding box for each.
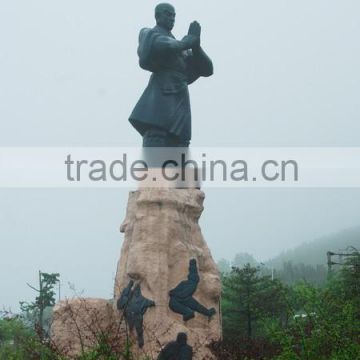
[157,332,193,360]
[129,3,213,147]
[169,259,216,321]
[117,281,155,348]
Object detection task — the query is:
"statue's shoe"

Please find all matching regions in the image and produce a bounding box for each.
[183,312,195,321]
[207,307,216,319]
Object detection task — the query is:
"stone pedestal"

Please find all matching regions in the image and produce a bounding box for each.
[51,298,125,357]
[114,188,221,359]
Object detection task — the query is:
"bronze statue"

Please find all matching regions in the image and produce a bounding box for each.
[117,281,155,348]
[129,3,213,147]
[169,259,216,321]
[157,332,193,360]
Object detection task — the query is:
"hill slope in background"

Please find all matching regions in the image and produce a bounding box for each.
[266,226,360,269]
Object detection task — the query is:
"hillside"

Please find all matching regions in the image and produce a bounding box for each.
[266,226,360,269]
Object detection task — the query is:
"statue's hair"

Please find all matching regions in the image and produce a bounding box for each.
[176,332,187,345]
[155,3,175,18]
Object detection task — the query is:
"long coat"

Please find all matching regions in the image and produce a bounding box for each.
[129,25,213,143]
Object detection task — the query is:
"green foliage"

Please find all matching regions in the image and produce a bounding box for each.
[0,271,63,359]
[339,250,360,306]
[264,255,360,360]
[222,264,288,339]
[220,254,360,359]
[0,315,137,360]
[76,334,119,360]
[20,271,59,339]
[1,269,138,360]
[266,285,360,359]
[0,316,61,360]
[20,272,59,313]
[274,262,327,286]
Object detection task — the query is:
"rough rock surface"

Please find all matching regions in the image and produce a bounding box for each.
[114,188,221,359]
[51,298,124,358]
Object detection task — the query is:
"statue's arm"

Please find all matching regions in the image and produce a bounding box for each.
[186,46,213,84]
[157,343,172,360]
[192,47,213,77]
[180,345,193,360]
[141,298,155,314]
[188,259,200,280]
[187,21,213,77]
[117,281,134,310]
[153,35,198,54]
[157,351,165,360]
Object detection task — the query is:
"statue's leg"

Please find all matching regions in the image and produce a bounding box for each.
[143,128,168,147]
[166,133,190,147]
[126,312,135,332]
[177,139,190,147]
[183,297,216,318]
[143,128,170,167]
[169,297,195,321]
[135,317,145,348]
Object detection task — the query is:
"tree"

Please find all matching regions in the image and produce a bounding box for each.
[222,264,287,339]
[20,271,60,339]
[274,261,327,286]
[264,253,360,360]
[339,250,360,304]
[0,312,60,360]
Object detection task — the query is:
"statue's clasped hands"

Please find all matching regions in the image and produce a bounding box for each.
[182,21,201,50]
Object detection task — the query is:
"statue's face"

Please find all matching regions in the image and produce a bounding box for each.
[156,5,176,31]
[134,285,141,297]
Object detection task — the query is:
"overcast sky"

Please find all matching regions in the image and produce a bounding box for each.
[1,0,359,311]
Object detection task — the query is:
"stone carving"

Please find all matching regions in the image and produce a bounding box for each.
[169,259,216,321]
[117,281,155,348]
[114,189,221,359]
[129,3,213,147]
[157,332,193,360]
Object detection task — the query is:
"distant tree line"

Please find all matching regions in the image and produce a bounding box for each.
[217,252,327,286]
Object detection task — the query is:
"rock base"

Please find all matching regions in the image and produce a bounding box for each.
[51,189,221,360]
[114,188,221,359]
[51,298,125,358]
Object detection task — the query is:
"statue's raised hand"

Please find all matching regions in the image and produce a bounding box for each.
[181,34,199,50]
[188,21,201,37]
[187,21,201,50]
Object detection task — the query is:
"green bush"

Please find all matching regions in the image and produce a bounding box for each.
[0,316,61,360]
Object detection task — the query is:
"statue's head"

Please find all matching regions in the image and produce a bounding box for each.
[155,3,176,31]
[176,332,187,345]
[133,284,141,297]
[189,259,197,270]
